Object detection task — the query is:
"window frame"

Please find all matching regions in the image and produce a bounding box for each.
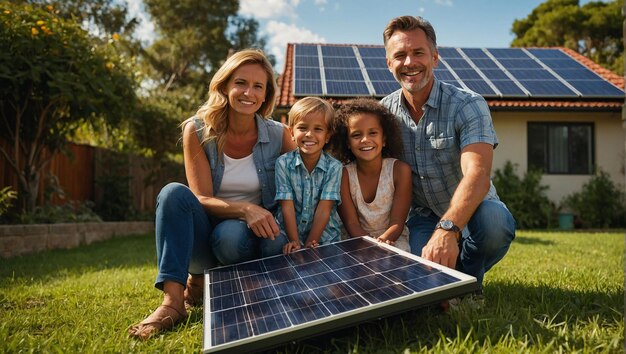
[527,122,595,175]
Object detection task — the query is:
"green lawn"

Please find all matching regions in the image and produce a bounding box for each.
[0,231,623,353]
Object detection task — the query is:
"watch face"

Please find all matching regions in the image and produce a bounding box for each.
[441,220,454,229]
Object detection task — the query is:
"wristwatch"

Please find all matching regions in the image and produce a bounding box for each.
[436,219,461,240]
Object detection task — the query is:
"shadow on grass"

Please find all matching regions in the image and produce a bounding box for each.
[259,280,623,353]
[513,236,555,245]
[0,233,156,286]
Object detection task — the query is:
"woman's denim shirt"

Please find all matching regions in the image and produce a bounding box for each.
[193,114,284,212]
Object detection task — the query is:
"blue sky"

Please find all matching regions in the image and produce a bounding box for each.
[128,0,600,72]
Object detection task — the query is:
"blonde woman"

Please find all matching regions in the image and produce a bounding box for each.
[129,49,296,339]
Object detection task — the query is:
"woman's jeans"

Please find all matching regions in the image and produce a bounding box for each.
[154,183,283,289]
[406,200,516,287]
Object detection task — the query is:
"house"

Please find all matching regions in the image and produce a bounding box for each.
[275,43,625,206]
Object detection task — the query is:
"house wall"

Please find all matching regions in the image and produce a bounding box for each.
[491,110,625,206]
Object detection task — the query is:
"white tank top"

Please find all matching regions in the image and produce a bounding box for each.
[216,153,262,205]
[346,158,409,252]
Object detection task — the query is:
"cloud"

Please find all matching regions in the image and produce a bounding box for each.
[434,0,453,6]
[264,21,326,70]
[314,0,328,11]
[239,0,300,19]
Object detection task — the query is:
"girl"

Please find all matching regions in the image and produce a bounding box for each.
[331,98,412,251]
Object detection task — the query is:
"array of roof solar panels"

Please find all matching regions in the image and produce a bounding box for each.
[292,44,624,99]
[203,236,477,353]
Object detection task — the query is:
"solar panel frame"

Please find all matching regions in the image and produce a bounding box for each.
[203,236,478,353]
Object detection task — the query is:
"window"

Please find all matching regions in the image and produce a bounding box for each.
[527,122,594,174]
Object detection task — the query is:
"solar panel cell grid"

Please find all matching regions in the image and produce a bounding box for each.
[322,56,359,68]
[321,46,356,57]
[294,44,319,56]
[295,56,319,67]
[204,236,478,353]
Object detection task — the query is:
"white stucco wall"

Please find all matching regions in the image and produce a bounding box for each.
[491,110,625,206]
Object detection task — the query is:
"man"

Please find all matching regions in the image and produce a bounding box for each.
[380,16,516,290]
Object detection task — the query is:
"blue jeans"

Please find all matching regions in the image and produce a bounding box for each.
[407,200,516,287]
[154,182,284,289]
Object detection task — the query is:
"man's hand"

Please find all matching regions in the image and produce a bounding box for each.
[421,229,460,269]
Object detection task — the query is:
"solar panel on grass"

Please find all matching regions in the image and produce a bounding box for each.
[203,236,478,353]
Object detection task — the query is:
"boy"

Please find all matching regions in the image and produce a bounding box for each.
[272,97,342,254]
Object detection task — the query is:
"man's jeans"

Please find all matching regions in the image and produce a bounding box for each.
[407,200,516,287]
[153,182,283,289]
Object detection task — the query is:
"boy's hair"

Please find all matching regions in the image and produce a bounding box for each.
[329,98,404,164]
[288,97,335,132]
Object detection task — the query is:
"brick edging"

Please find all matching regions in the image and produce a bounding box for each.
[0,221,154,258]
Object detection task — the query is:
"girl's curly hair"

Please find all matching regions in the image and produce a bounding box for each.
[329,98,404,164]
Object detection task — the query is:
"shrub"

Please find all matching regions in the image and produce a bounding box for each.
[492,161,557,229]
[18,201,102,224]
[561,170,626,228]
[0,186,17,217]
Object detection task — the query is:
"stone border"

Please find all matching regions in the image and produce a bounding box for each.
[0,221,154,258]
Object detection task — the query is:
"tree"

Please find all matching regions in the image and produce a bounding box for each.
[0,3,136,212]
[132,0,273,158]
[511,0,623,74]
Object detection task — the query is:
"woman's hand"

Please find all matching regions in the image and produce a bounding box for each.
[243,204,280,239]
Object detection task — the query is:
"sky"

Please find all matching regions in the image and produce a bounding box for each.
[127,0,601,72]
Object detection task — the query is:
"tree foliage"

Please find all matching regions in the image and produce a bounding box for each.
[511,0,623,74]
[0,2,136,212]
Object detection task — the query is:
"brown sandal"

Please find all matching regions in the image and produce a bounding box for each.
[184,275,204,310]
[128,304,187,340]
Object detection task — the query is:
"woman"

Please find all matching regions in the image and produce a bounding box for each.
[129,49,296,339]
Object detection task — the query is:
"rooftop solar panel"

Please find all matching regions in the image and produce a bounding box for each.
[294,80,323,96]
[438,47,462,58]
[294,44,319,56]
[326,80,370,95]
[358,47,386,58]
[568,80,625,97]
[460,48,490,59]
[362,58,388,69]
[295,56,320,67]
[490,80,527,96]
[295,67,321,80]
[463,80,497,96]
[371,81,400,95]
[366,68,395,81]
[488,48,530,59]
[290,44,623,100]
[321,46,355,57]
[203,236,478,353]
[434,70,457,81]
[519,80,577,97]
[322,56,360,68]
[324,68,364,81]
[526,48,570,59]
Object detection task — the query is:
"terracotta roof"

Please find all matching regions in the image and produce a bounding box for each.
[276,43,624,111]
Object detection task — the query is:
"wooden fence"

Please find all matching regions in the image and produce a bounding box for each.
[1,139,185,216]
